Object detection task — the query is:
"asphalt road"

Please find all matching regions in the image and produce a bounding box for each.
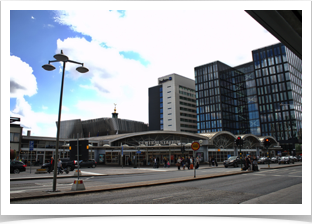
[11,166,302,204]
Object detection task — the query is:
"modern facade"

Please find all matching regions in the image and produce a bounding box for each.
[195,42,302,154]
[149,73,197,133]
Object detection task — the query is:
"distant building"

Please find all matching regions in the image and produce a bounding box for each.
[57,106,149,139]
[10,117,23,158]
[148,73,197,133]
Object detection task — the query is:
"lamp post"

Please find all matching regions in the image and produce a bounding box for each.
[42,50,88,192]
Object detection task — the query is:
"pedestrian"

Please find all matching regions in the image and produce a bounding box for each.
[211,156,215,166]
[195,156,200,169]
[49,157,54,173]
[156,157,159,168]
[57,159,62,175]
[153,157,157,168]
[209,156,212,167]
[128,157,131,166]
[252,155,258,171]
[163,157,167,168]
[190,156,194,169]
[177,156,182,170]
[187,156,191,170]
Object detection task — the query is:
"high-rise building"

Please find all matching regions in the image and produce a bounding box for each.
[195,43,302,152]
[148,73,197,133]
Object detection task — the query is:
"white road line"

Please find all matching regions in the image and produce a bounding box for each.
[132,168,168,172]
[10,190,26,193]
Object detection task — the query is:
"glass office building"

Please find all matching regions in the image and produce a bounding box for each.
[195,43,302,153]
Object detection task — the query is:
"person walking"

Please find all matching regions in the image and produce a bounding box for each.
[252,155,258,171]
[163,157,167,168]
[177,156,182,170]
[153,157,157,168]
[209,156,212,167]
[49,157,54,174]
[57,159,62,175]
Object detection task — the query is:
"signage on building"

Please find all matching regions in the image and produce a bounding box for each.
[29,141,34,151]
[159,76,172,84]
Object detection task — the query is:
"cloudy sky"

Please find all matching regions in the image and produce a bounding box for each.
[4,1,306,138]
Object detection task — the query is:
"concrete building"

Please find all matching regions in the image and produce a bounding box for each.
[149,73,197,133]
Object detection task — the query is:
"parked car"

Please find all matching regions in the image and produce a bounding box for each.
[292,156,298,162]
[270,157,279,163]
[76,159,97,168]
[279,156,294,164]
[41,158,77,171]
[258,157,270,164]
[223,156,240,168]
[10,161,26,174]
[298,156,302,161]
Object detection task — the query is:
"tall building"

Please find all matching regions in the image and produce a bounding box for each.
[195,43,302,153]
[148,73,197,133]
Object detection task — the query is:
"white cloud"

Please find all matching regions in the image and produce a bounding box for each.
[10,55,38,98]
[50,10,279,125]
[31,16,35,19]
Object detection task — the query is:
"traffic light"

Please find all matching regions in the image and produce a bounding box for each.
[69,146,71,151]
[236,136,242,146]
[181,145,185,153]
[264,138,270,148]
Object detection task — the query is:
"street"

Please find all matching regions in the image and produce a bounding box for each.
[11,166,302,204]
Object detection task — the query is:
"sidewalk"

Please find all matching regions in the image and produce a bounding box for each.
[10,163,302,201]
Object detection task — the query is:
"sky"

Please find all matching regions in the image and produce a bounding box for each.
[3,1,307,138]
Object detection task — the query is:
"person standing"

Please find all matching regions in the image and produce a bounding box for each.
[195,156,200,169]
[177,156,182,170]
[49,157,54,174]
[187,156,191,170]
[156,157,159,168]
[57,159,62,175]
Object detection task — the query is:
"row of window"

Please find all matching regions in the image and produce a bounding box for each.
[196,88,220,98]
[180,113,196,118]
[180,118,196,123]
[197,95,221,106]
[196,104,221,114]
[197,112,222,121]
[179,90,195,98]
[255,63,289,78]
[180,101,196,108]
[179,96,196,103]
[258,92,292,104]
[198,120,222,129]
[195,63,218,77]
[179,85,195,93]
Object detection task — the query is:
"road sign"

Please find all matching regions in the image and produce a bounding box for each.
[191,142,200,151]
[137,150,141,154]
[29,141,34,151]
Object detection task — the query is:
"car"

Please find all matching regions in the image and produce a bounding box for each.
[279,156,294,164]
[41,158,77,171]
[223,156,240,168]
[270,157,279,163]
[258,157,270,164]
[292,156,298,162]
[76,159,97,168]
[10,161,26,174]
[298,156,302,161]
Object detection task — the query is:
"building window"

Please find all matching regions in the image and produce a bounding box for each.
[10,133,20,142]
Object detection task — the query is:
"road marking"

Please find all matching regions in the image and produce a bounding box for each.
[153,196,173,200]
[132,168,168,172]
[10,190,26,193]
[80,171,105,175]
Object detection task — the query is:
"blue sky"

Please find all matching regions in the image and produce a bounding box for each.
[4,2,308,138]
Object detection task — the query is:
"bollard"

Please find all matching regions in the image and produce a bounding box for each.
[71,179,85,191]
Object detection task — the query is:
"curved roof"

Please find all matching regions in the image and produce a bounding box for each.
[86,130,208,144]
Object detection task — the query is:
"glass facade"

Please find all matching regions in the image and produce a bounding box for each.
[195,43,302,150]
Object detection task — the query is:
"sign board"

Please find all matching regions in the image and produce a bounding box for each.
[191,142,200,151]
[29,141,34,151]
[137,150,141,154]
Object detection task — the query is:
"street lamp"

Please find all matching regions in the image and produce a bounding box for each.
[42,50,88,192]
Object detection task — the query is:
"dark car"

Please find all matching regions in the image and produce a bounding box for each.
[292,156,298,162]
[258,157,270,164]
[270,157,279,163]
[10,161,26,174]
[224,156,240,168]
[76,159,97,168]
[41,158,77,171]
[279,156,294,164]
[298,156,302,161]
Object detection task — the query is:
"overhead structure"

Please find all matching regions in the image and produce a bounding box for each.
[245,10,302,59]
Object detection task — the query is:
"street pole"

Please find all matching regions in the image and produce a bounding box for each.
[267,147,270,168]
[193,150,196,178]
[42,51,88,192]
[52,61,66,192]
[77,133,80,180]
